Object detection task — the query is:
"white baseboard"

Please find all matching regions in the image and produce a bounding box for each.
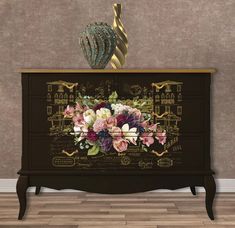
[0,179,235,193]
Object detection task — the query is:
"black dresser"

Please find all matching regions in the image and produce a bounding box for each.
[17,69,216,220]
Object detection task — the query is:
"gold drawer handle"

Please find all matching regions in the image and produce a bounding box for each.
[151,82,168,90]
[151,150,168,157]
[62,149,78,157]
[61,82,78,90]
[152,112,169,118]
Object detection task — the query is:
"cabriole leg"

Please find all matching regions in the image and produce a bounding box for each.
[16,175,28,220]
[204,175,216,220]
[35,186,41,195]
[190,186,196,195]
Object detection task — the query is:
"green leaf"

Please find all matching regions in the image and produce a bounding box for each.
[109,91,118,103]
[143,147,148,152]
[74,137,81,145]
[87,144,100,156]
[141,145,148,152]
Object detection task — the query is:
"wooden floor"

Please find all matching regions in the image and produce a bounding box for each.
[0,191,235,227]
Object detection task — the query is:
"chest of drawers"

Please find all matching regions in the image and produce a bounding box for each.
[17,69,216,220]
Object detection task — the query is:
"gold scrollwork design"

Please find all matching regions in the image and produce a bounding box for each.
[62,149,78,157]
[157,158,173,168]
[151,150,168,157]
[52,156,75,167]
[152,112,169,118]
[129,85,142,96]
[121,156,131,166]
[138,160,153,169]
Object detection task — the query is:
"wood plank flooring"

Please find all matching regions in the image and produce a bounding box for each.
[0,191,235,227]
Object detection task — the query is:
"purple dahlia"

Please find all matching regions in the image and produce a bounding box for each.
[100,137,113,152]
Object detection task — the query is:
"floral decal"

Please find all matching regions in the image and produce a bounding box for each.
[63,92,167,156]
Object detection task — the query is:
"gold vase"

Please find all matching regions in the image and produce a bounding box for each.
[110,3,128,69]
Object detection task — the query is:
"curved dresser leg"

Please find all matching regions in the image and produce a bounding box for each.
[190,186,196,195]
[204,175,216,220]
[35,186,41,195]
[16,175,28,220]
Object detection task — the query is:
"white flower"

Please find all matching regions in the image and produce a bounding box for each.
[73,126,81,134]
[83,109,96,125]
[96,108,111,119]
[121,123,139,145]
[111,103,141,118]
[73,125,88,142]
[111,103,128,115]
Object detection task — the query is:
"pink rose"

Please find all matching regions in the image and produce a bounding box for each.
[113,138,128,152]
[63,105,74,118]
[75,103,83,112]
[109,126,122,139]
[106,116,117,128]
[148,123,157,131]
[140,132,154,147]
[93,119,107,133]
[72,113,85,127]
[156,130,167,145]
[140,120,148,128]
[130,108,142,118]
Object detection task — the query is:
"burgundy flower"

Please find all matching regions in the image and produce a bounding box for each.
[116,113,139,128]
[116,114,128,127]
[93,102,106,112]
[86,130,98,142]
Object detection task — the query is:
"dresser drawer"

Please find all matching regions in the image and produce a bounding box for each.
[28,97,206,134]
[27,73,115,96]
[29,135,205,171]
[116,73,208,97]
[27,72,208,97]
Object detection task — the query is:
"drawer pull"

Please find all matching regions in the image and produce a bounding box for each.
[152,112,169,118]
[61,82,78,90]
[151,150,168,157]
[62,149,78,157]
[151,82,169,90]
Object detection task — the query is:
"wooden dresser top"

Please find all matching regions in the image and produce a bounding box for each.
[19,69,216,73]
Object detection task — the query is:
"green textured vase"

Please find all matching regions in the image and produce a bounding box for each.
[79,22,117,69]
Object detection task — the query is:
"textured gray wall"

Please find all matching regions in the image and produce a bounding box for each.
[0,0,234,178]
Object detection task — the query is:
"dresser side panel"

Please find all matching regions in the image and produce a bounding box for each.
[21,73,30,171]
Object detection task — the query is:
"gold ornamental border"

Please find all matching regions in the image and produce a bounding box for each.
[19,68,216,74]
